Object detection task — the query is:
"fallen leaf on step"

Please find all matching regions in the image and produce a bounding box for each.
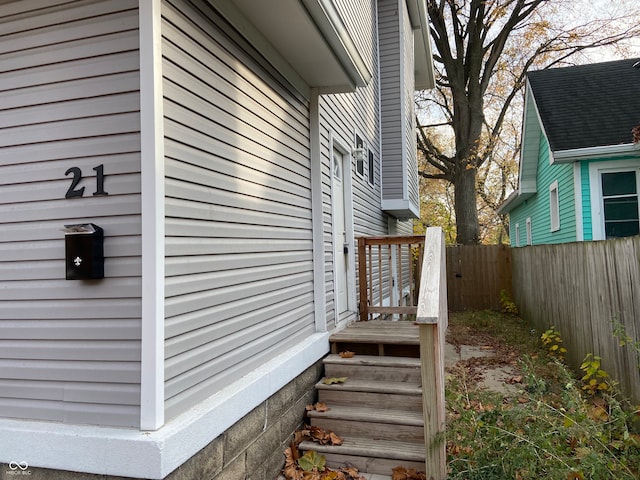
[323,377,348,385]
[339,351,355,358]
[306,402,330,412]
[306,426,343,445]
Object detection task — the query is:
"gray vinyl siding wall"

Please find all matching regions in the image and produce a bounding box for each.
[403,9,419,210]
[0,2,142,427]
[378,0,404,200]
[319,0,389,329]
[378,0,419,214]
[161,0,315,420]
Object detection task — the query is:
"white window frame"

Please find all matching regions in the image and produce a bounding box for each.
[526,217,532,245]
[367,148,375,186]
[514,223,520,247]
[589,160,640,240]
[354,132,365,178]
[549,180,560,232]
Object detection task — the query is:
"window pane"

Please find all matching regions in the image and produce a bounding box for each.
[605,220,640,238]
[603,197,639,221]
[602,171,637,196]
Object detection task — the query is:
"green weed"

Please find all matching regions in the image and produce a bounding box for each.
[446,312,640,480]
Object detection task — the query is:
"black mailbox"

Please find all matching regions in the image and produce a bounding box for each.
[63,224,104,280]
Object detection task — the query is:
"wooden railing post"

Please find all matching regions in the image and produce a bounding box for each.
[357,237,368,321]
[416,227,448,480]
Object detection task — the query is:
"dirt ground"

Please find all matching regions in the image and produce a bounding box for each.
[444,316,527,395]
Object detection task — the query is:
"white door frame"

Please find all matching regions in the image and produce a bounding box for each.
[330,136,356,326]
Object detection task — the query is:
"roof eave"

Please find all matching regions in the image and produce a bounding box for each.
[407,0,435,90]
[497,184,536,215]
[552,143,639,163]
[214,0,372,97]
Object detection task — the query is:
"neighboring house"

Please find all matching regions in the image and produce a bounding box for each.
[0,1,434,479]
[499,59,640,247]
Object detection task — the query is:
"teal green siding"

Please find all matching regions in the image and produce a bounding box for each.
[509,134,577,246]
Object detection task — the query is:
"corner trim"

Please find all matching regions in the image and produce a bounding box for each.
[139,0,165,431]
[310,89,327,332]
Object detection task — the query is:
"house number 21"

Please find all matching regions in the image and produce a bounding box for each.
[64,164,108,198]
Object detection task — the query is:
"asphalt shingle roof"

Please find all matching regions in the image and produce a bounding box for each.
[527,59,640,152]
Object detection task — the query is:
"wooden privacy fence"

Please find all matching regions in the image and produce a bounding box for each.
[512,237,640,404]
[357,235,425,321]
[446,244,512,311]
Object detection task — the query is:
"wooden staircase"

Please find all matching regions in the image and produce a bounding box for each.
[300,321,426,475]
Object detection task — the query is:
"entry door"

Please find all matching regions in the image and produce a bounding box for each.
[332,148,349,317]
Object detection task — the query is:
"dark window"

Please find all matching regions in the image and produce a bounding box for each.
[368,150,374,185]
[601,171,640,238]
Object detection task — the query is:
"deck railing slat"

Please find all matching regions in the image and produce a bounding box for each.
[356,235,425,321]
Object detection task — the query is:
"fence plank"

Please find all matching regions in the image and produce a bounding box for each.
[513,238,640,404]
[446,245,512,311]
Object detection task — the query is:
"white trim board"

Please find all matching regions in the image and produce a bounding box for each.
[589,159,640,241]
[0,333,330,479]
[139,0,165,432]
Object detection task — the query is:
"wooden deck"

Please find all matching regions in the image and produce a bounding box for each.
[329,320,420,357]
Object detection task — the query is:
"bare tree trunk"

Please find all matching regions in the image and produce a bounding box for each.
[453,167,479,245]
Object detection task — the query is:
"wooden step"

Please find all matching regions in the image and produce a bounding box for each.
[329,321,421,358]
[308,405,424,443]
[316,378,421,396]
[299,437,426,475]
[316,378,422,410]
[324,354,421,368]
[323,354,422,382]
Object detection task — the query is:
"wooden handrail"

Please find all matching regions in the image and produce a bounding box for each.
[416,227,448,480]
[356,235,425,321]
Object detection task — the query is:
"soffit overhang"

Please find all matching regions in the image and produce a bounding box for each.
[217,0,371,95]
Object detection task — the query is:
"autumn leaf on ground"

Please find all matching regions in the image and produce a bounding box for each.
[392,466,426,480]
[566,471,585,480]
[283,447,304,480]
[339,351,355,358]
[323,377,348,384]
[340,466,362,479]
[298,450,326,472]
[588,405,609,422]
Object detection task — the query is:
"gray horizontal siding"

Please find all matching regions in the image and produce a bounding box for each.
[317,0,391,329]
[162,0,314,420]
[379,0,405,201]
[403,9,419,211]
[0,1,142,428]
[378,0,418,208]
